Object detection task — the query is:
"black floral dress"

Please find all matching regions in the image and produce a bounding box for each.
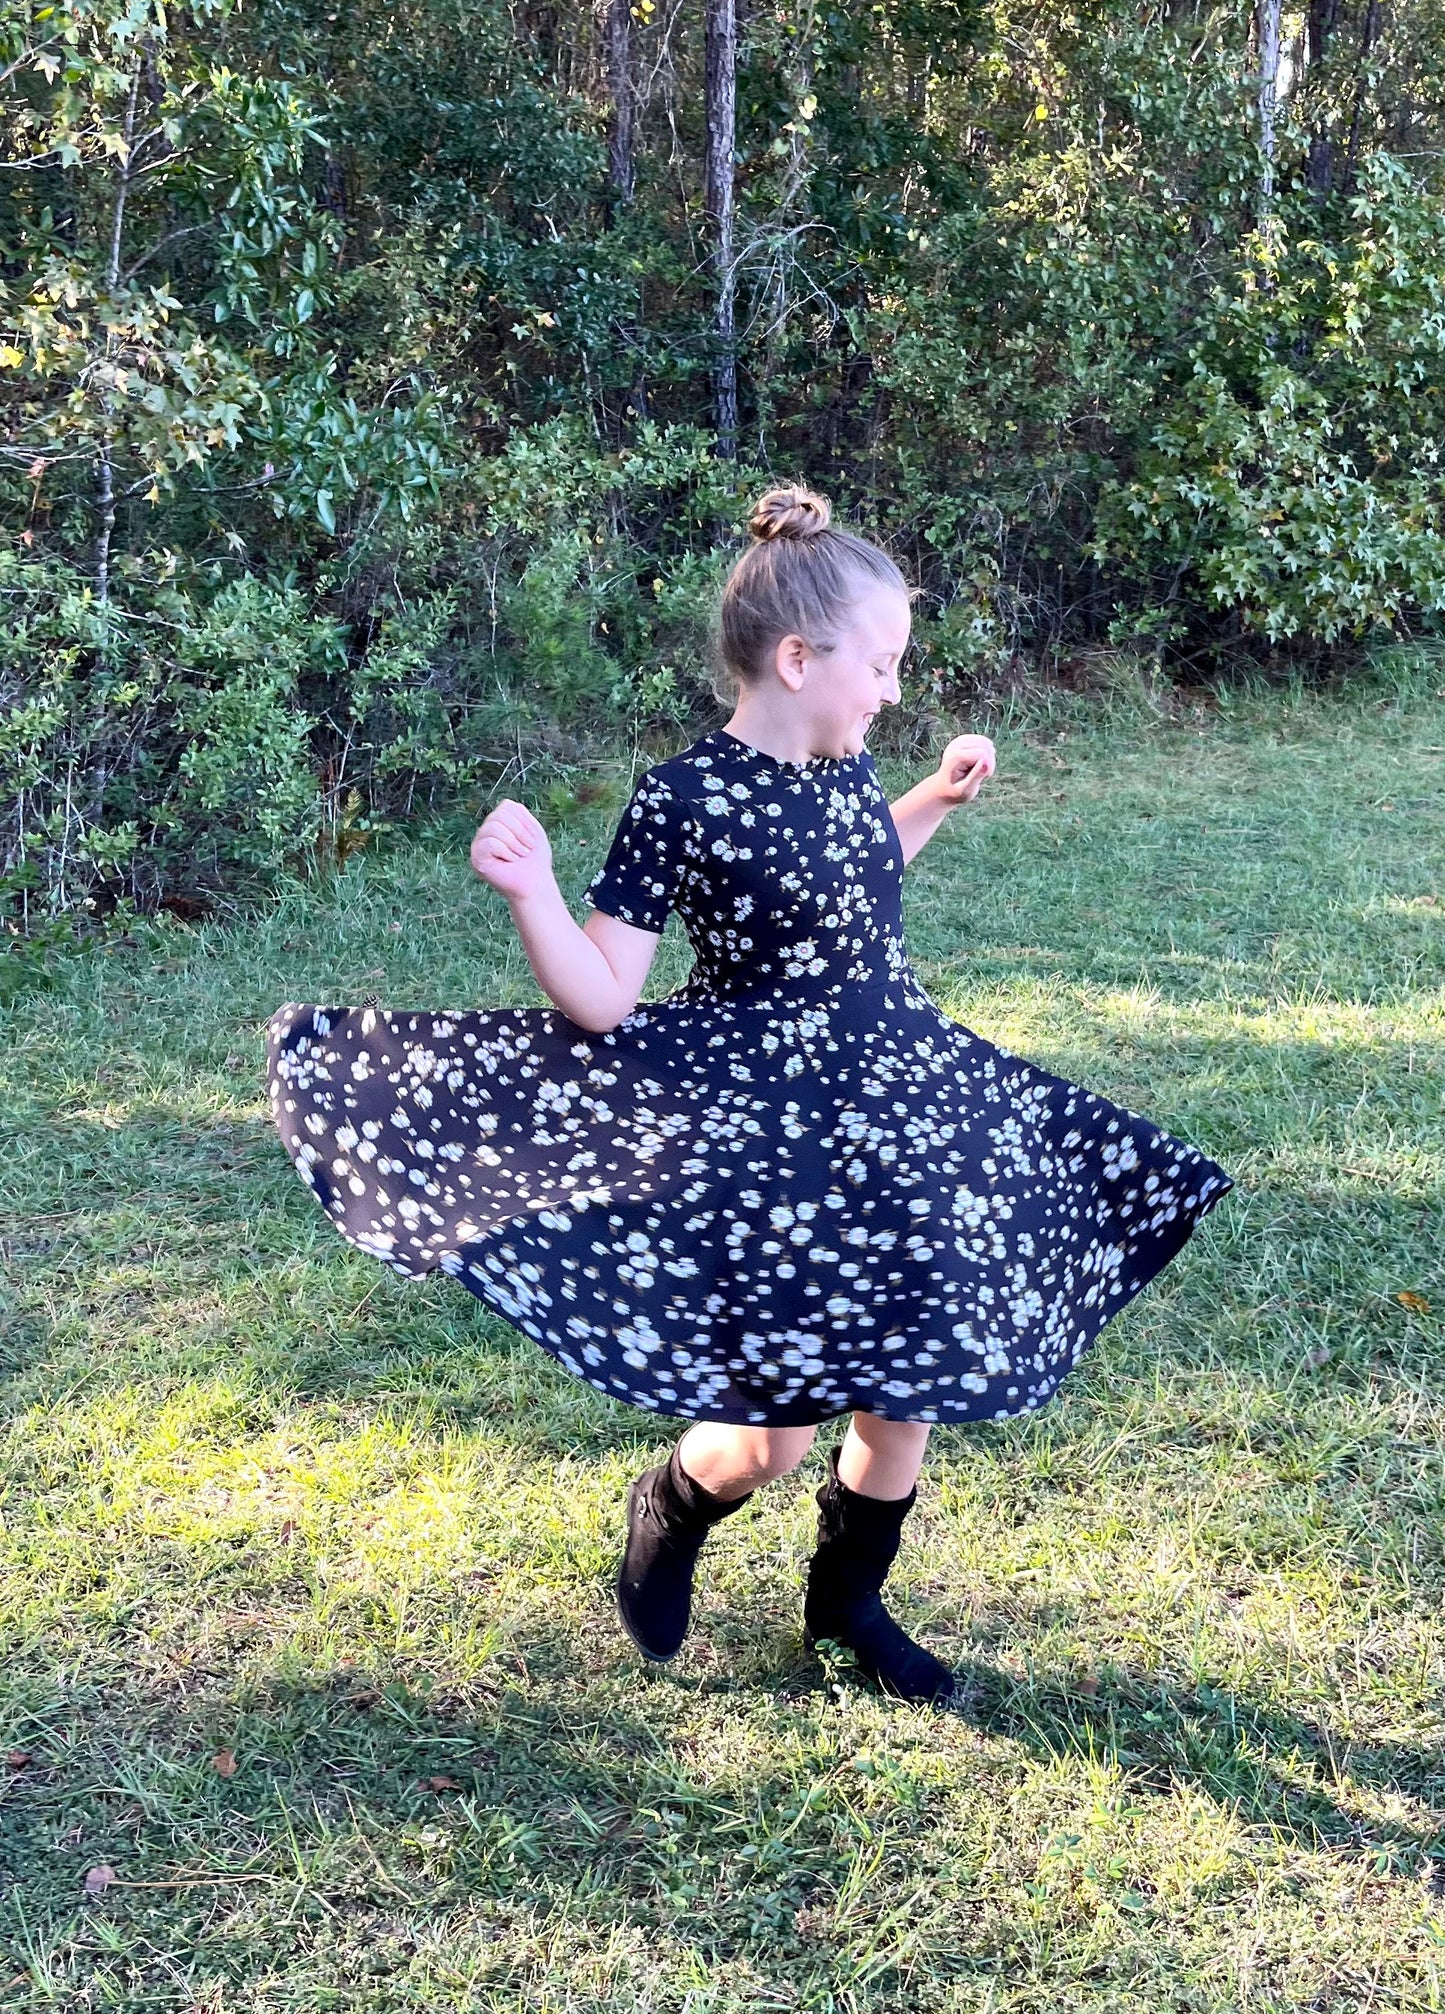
[267,728,1235,1427]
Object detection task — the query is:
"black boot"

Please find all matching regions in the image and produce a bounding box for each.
[803,1443,957,1704]
[616,1440,754,1662]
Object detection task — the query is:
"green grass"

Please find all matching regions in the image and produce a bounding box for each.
[2,653,1443,2011]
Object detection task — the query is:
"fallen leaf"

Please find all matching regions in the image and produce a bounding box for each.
[1397,1291,1432,1314]
[1076,1671,1100,1697]
[84,1865,117,1895]
[211,1748,238,1778]
[421,1775,461,1793]
[6,1750,31,1770]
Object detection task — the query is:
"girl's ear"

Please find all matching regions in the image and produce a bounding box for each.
[774,631,811,685]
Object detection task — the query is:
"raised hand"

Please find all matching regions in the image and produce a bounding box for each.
[470,799,555,903]
[934,733,997,805]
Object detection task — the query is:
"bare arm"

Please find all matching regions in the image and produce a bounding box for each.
[888,774,955,868]
[471,797,662,1033]
[508,883,662,1032]
[888,734,997,866]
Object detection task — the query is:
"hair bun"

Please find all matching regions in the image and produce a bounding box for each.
[748,485,831,543]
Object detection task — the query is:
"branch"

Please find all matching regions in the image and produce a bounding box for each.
[106,71,141,293]
[0,38,63,90]
[0,150,68,172]
[118,222,210,286]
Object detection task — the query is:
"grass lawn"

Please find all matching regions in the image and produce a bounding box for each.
[2,655,1442,2011]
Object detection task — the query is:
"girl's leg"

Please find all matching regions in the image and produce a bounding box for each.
[676,1421,819,1499]
[616,1421,816,1663]
[836,1412,931,1499]
[803,1411,955,1704]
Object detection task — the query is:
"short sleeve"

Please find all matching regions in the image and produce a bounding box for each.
[583,769,693,933]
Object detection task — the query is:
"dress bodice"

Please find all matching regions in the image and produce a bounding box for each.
[583,729,913,1002]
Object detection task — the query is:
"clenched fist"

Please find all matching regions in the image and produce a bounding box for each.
[934,733,996,804]
[470,799,555,903]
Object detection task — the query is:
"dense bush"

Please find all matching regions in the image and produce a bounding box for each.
[3,0,1443,919]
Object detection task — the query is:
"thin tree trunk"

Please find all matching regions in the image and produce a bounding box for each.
[608,0,650,434]
[1255,0,1281,223]
[1341,0,1382,198]
[1305,0,1340,199]
[907,50,930,116]
[606,0,635,208]
[705,0,738,460]
[95,65,140,609]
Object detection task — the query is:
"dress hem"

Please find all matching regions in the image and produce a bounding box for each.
[433,1166,1236,1430]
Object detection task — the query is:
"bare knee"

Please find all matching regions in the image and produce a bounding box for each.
[726,1421,818,1486]
[838,1411,932,1497]
[847,1412,932,1453]
[754,1422,819,1481]
[677,1420,818,1495]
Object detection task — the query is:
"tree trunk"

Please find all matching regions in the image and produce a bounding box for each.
[1255,0,1281,223]
[906,51,931,116]
[1304,0,1340,199]
[705,0,738,460]
[606,0,635,209]
[95,64,140,610]
[1342,0,1383,198]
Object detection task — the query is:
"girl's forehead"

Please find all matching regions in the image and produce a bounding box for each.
[845,584,912,651]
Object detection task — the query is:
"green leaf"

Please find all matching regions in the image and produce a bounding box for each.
[315,488,335,533]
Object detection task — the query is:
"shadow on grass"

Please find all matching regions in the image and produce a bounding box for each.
[2,1629,1440,1985]
[0,1669,841,1991]
[231,1635,1445,1871]
[935,1648,1445,1868]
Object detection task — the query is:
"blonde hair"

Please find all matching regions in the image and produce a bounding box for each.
[714,484,910,694]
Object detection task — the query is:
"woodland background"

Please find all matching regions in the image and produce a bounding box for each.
[3,0,1444,920]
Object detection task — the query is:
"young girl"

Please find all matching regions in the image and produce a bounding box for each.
[267,483,1235,1707]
